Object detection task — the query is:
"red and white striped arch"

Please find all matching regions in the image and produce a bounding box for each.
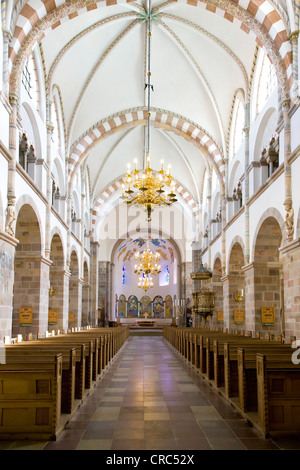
[90,177,200,241]
[68,108,225,191]
[9,0,292,95]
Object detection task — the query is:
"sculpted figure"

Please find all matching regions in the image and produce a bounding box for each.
[5,204,16,237]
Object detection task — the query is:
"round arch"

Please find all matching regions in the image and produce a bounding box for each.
[251,207,285,259]
[15,195,44,252]
[68,108,225,193]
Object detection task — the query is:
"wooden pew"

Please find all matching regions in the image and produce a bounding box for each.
[0,354,63,440]
[237,348,294,416]
[256,353,300,436]
[4,348,76,415]
[223,342,292,401]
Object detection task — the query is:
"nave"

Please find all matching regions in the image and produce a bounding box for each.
[2,335,299,451]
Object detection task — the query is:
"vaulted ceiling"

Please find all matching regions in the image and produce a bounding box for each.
[39,0,260,205]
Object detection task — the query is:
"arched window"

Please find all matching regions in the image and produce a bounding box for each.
[233,100,244,155]
[22,53,40,113]
[256,54,277,115]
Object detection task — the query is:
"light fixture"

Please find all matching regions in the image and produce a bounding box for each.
[138,272,154,292]
[234,289,244,303]
[134,241,161,276]
[120,0,177,222]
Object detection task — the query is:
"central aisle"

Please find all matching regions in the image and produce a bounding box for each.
[44,335,279,450]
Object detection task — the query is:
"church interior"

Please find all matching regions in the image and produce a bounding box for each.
[0,0,300,451]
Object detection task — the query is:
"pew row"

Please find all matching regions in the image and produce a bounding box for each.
[163,326,300,437]
[0,327,129,440]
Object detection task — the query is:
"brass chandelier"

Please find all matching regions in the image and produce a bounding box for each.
[134,241,161,276]
[138,272,154,292]
[135,241,161,291]
[120,0,177,222]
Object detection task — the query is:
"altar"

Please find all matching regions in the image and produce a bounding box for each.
[118,317,173,329]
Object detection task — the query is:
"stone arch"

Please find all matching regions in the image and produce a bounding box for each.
[252,214,284,336]
[82,260,90,326]
[12,203,43,338]
[49,232,65,332]
[69,248,80,327]
[225,238,246,330]
[253,107,278,161]
[252,207,285,258]
[91,174,200,241]
[227,235,245,274]
[15,195,44,251]
[68,108,225,192]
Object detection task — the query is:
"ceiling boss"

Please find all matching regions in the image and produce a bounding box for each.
[120,0,177,223]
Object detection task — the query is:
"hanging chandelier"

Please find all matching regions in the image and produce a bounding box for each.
[138,272,154,292]
[120,0,177,222]
[134,241,161,277]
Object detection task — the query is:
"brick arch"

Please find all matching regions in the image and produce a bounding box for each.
[8,0,292,99]
[15,194,44,251]
[227,235,245,274]
[251,207,285,259]
[68,108,225,191]
[90,176,200,240]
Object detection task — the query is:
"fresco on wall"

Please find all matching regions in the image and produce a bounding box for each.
[118,294,126,317]
[127,295,138,318]
[117,238,174,265]
[153,295,164,318]
[140,296,152,318]
[165,295,173,318]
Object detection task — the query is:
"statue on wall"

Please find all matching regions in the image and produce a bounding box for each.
[5,200,16,237]
[284,200,294,242]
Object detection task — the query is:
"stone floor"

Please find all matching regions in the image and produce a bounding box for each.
[2,335,300,451]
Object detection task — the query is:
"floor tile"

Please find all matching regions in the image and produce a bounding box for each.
[7,335,298,451]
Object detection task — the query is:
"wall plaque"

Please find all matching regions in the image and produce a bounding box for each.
[234,309,245,324]
[217,311,224,323]
[68,311,74,323]
[19,307,33,326]
[48,309,58,324]
[261,307,275,325]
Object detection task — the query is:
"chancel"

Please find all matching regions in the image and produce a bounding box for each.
[0,0,300,452]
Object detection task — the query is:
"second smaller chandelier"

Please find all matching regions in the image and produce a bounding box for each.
[134,241,161,278]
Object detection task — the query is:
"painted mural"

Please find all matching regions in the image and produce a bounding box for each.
[153,295,164,318]
[127,295,138,318]
[118,294,126,317]
[165,295,173,318]
[140,296,152,318]
[117,238,174,265]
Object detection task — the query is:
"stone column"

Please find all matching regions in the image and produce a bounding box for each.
[282,100,294,242]
[98,261,111,326]
[244,102,250,264]
[280,239,300,341]
[45,100,54,259]
[61,270,70,332]
[39,257,51,334]
[0,232,18,339]
[90,241,99,325]
[242,262,256,333]
[5,94,18,238]
[221,275,230,329]
[289,31,299,103]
